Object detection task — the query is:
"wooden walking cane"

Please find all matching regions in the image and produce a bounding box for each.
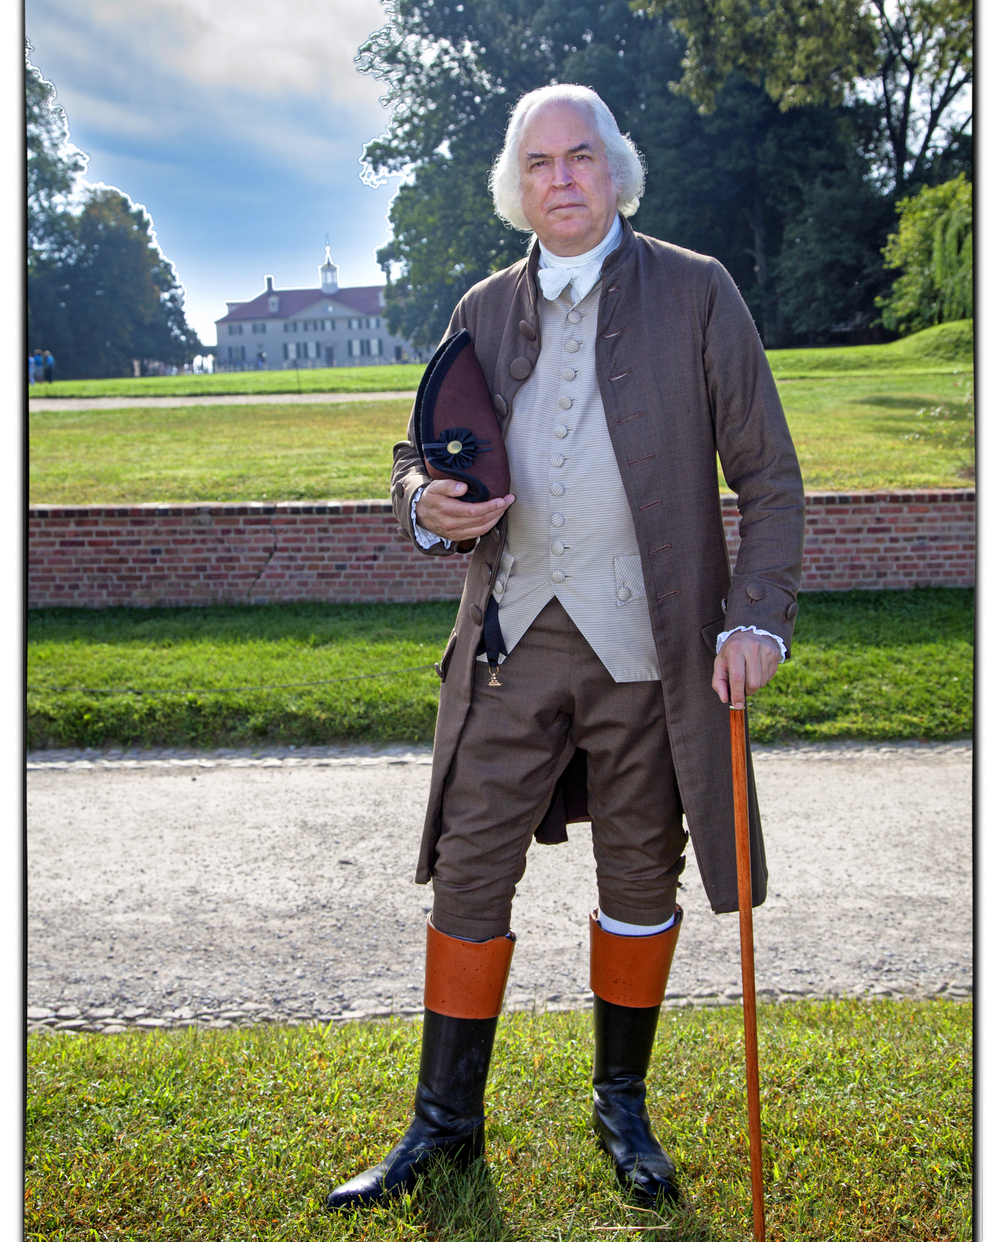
[729,703,765,1242]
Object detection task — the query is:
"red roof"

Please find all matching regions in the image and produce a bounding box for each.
[216,284,384,324]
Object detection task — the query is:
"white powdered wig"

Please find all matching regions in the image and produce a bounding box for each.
[489,84,646,232]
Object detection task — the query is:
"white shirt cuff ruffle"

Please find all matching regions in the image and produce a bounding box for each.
[716,625,787,662]
[411,486,452,550]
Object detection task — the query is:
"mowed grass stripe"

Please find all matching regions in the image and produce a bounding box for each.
[27,590,972,749]
[27,318,971,401]
[26,1000,971,1241]
[29,369,973,505]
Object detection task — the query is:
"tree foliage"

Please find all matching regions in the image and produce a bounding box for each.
[26,49,86,253]
[641,0,972,192]
[359,0,895,347]
[30,189,203,378]
[26,46,201,378]
[877,172,971,333]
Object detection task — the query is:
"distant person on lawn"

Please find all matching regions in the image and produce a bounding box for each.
[326,83,804,1213]
[42,350,55,383]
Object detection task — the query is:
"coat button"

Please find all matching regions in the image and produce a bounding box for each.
[567,309,583,324]
[549,482,565,497]
[558,396,573,410]
[565,339,580,353]
[493,394,507,418]
[550,452,565,467]
[550,569,566,584]
[617,586,631,602]
[510,357,532,380]
[551,541,565,555]
[469,603,483,625]
[747,582,765,601]
[785,600,799,620]
[553,423,569,439]
[550,513,566,527]
[562,367,577,381]
[483,563,493,583]
[519,319,538,341]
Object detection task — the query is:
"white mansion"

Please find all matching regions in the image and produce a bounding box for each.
[214,249,425,369]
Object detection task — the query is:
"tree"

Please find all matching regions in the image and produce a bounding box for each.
[30,189,203,378]
[26,48,202,377]
[360,0,892,347]
[26,45,86,253]
[639,1,972,193]
[877,172,971,333]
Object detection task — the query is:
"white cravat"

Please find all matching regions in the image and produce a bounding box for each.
[536,215,622,304]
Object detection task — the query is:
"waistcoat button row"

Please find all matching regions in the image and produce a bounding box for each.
[567,309,583,324]
[549,482,565,497]
[551,541,565,556]
[553,423,569,439]
[617,586,631,602]
[558,396,573,410]
[550,513,566,528]
[562,367,577,381]
[550,452,566,467]
[565,340,581,353]
[550,569,566,584]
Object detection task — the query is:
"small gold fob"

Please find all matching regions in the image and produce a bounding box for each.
[488,665,502,687]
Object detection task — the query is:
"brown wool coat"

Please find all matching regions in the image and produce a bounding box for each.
[390,217,805,915]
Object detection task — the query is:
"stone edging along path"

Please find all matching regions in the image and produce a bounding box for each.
[27,741,972,1037]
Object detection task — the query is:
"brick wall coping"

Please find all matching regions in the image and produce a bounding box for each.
[28,489,976,520]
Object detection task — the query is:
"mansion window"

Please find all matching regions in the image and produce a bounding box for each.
[252,322,266,334]
[268,296,280,313]
[284,341,323,360]
[348,317,362,330]
[366,317,381,329]
[228,323,243,335]
[284,321,299,332]
[227,345,246,361]
[349,338,383,357]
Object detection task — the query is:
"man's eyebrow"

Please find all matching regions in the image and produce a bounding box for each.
[523,142,594,160]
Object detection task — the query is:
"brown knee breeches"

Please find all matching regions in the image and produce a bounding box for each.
[431,598,687,939]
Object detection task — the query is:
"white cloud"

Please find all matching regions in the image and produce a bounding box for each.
[37,0,391,107]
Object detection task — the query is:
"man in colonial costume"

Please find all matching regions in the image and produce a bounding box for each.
[328,82,804,1212]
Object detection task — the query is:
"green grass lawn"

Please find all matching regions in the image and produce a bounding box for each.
[28,362,426,399]
[27,589,972,750]
[25,999,971,1241]
[28,369,974,505]
[28,320,971,402]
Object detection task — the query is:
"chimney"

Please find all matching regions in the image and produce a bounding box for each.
[265,275,274,292]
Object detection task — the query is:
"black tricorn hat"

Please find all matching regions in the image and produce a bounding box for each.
[414,329,510,503]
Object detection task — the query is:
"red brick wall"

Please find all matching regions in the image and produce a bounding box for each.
[28,491,974,608]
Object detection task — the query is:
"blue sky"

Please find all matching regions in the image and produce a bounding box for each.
[25,0,401,346]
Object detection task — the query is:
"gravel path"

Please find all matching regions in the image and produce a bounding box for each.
[27,741,972,1035]
[28,390,417,412]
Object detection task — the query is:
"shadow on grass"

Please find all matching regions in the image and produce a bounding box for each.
[335,1148,722,1242]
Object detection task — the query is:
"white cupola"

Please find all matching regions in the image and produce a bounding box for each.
[319,247,339,292]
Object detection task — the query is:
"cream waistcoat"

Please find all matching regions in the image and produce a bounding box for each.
[491,283,660,683]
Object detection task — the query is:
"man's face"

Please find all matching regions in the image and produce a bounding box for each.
[517,101,620,257]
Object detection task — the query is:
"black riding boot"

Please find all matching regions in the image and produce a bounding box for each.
[592,996,680,1204]
[326,1009,498,1211]
[589,908,684,1205]
[326,920,515,1212]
